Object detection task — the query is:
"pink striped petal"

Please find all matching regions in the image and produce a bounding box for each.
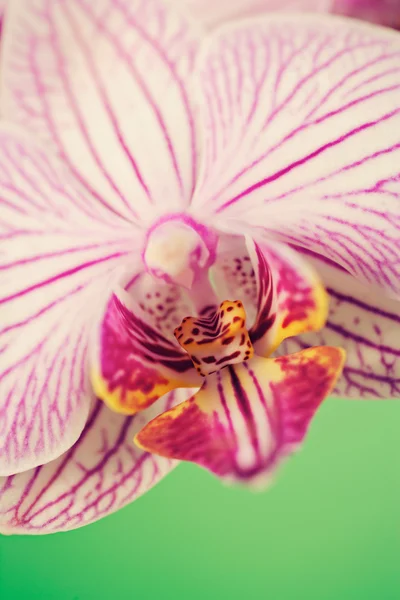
[91,287,200,415]
[2,0,200,222]
[280,254,400,399]
[170,0,332,28]
[0,129,133,476]
[191,15,400,298]
[136,347,345,484]
[0,389,192,534]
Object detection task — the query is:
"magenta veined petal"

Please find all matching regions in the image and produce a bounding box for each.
[169,0,332,28]
[0,390,193,534]
[280,254,400,399]
[0,128,134,476]
[2,0,201,222]
[190,14,400,298]
[136,347,345,485]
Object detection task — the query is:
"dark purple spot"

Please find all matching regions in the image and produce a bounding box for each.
[203,356,216,364]
[216,351,241,365]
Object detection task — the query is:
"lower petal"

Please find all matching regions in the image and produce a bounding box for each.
[280,257,400,399]
[0,389,193,534]
[136,347,345,485]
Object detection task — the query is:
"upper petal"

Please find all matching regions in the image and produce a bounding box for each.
[169,0,332,29]
[0,128,133,475]
[280,253,400,399]
[0,389,192,534]
[136,347,345,485]
[190,14,400,298]
[2,0,201,222]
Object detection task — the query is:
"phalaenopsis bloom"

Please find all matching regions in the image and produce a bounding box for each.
[0,0,399,534]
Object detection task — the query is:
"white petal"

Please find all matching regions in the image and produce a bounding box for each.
[0,128,134,475]
[190,15,400,297]
[2,0,201,222]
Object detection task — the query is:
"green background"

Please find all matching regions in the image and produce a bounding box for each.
[0,399,399,600]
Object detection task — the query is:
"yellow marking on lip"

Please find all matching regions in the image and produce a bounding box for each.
[271,276,329,354]
[90,366,183,416]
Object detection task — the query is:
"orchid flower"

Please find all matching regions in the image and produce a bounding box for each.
[0,0,399,535]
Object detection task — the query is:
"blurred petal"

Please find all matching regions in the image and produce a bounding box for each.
[191,15,400,298]
[2,0,200,222]
[334,0,400,29]
[136,347,345,485]
[280,254,400,398]
[91,286,200,415]
[0,389,192,534]
[0,128,133,476]
[169,0,332,28]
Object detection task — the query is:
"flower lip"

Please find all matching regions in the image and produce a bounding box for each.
[142,213,218,289]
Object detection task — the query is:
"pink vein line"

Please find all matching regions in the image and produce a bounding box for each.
[62,2,154,204]
[0,252,126,305]
[216,108,400,213]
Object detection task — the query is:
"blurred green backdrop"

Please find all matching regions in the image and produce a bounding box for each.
[0,399,399,600]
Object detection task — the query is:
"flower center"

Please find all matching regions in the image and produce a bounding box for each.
[143,215,217,289]
[174,300,254,376]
